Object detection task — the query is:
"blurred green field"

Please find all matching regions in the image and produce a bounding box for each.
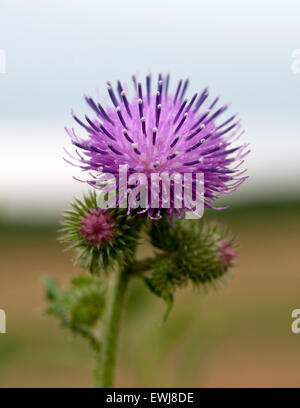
[0,200,300,387]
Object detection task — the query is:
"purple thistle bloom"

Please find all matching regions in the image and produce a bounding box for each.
[65,73,249,218]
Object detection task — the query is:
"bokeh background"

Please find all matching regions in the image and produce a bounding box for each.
[0,0,300,387]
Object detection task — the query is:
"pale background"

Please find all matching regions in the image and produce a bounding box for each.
[0,0,300,388]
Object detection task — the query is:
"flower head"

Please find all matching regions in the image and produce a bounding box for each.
[66,73,249,218]
[80,209,115,245]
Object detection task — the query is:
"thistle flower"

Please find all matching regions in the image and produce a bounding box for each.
[59,191,142,274]
[65,73,249,218]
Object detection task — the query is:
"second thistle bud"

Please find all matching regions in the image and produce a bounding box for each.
[145,218,237,318]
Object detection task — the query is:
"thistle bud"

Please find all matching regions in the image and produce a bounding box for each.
[145,218,237,319]
[59,191,142,274]
[80,209,115,245]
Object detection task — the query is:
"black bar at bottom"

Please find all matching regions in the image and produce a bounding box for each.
[0,387,298,405]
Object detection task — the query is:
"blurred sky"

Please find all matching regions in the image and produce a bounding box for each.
[0,0,300,218]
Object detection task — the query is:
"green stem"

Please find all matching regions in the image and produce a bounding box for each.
[127,257,153,275]
[95,267,129,388]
